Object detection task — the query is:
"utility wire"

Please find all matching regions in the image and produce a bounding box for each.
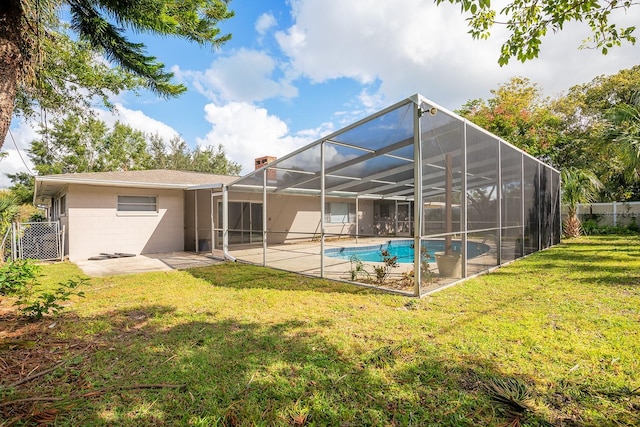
[8,128,35,176]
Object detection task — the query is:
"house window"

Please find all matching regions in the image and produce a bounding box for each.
[117,195,158,212]
[59,195,66,216]
[325,202,356,223]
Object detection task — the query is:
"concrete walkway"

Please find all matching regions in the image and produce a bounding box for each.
[75,252,224,277]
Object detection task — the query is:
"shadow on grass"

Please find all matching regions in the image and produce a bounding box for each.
[185,262,388,296]
[0,304,583,427]
[505,239,640,288]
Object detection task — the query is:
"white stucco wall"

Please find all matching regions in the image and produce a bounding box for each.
[66,184,185,261]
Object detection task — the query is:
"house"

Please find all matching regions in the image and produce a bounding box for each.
[33,170,236,261]
[34,94,561,296]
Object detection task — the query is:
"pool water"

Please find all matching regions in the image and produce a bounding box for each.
[325,239,490,263]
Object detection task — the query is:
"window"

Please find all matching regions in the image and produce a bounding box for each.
[325,202,356,223]
[59,195,66,216]
[117,195,157,212]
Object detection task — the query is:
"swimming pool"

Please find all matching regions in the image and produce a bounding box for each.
[324,239,490,263]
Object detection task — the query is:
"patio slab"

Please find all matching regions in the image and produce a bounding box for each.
[75,252,223,277]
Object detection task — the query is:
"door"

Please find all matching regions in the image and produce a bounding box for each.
[396,202,412,236]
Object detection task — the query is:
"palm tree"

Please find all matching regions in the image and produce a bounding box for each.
[0,0,234,149]
[561,168,603,238]
[606,92,640,182]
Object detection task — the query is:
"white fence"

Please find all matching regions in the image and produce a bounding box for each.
[563,202,640,227]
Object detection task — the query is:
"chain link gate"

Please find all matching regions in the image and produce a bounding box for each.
[2,222,64,262]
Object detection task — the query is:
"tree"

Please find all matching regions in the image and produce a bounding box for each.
[457,77,561,160]
[561,168,603,238]
[439,0,637,65]
[605,92,640,183]
[0,0,234,148]
[28,116,156,175]
[29,116,110,175]
[5,172,34,205]
[552,66,640,199]
[191,144,242,175]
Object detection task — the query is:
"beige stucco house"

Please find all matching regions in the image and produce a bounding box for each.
[33,170,237,261]
[33,168,396,261]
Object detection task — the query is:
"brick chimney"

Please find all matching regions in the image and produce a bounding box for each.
[255,156,277,181]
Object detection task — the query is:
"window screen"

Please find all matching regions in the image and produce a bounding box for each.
[117,195,157,212]
[325,202,355,223]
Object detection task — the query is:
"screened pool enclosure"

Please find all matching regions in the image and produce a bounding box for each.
[193,94,561,296]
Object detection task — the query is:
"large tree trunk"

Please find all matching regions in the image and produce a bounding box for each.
[0,0,24,150]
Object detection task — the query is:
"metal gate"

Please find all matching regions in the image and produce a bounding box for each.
[1,222,64,262]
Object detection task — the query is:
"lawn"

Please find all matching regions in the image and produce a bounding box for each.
[1,236,639,426]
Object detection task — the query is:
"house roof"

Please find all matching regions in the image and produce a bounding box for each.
[34,169,237,203]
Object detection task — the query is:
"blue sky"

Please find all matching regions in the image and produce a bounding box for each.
[3,0,640,186]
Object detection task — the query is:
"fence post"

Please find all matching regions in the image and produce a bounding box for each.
[11,222,18,261]
[613,201,617,227]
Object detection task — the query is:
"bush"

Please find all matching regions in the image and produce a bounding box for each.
[0,259,85,319]
[582,219,639,236]
[0,259,39,296]
[17,278,87,320]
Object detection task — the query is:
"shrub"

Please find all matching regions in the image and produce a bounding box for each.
[0,259,39,296]
[0,259,85,319]
[17,278,87,320]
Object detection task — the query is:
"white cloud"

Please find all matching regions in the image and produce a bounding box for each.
[95,104,179,141]
[173,48,298,104]
[276,0,640,111]
[0,119,38,188]
[196,102,330,174]
[256,12,277,35]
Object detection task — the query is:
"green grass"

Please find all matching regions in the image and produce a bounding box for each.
[1,236,639,426]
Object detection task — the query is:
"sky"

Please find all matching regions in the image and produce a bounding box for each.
[2,0,640,188]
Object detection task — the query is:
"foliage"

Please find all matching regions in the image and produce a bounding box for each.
[9,116,242,198]
[373,249,399,284]
[562,168,603,237]
[348,254,369,281]
[16,277,87,319]
[605,91,640,182]
[29,115,150,175]
[0,191,20,241]
[438,0,637,65]
[14,25,143,123]
[457,77,561,160]
[148,135,242,175]
[5,172,35,205]
[0,259,39,296]
[581,218,640,236]
[0,258,85,318]
[0,0,234,147]
[552,66,640,200]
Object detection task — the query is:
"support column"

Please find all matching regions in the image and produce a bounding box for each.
[497,143,502,265]
[222,186,229,257]
[210,189,214,255]
[320,142,326,278]
[194,191,199,253]
[461,124,468,278]
[413,103,423,296]
[263,170,268,266]
[355,196,359,244]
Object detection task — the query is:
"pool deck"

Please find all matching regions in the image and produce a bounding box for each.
[227,236,501,295]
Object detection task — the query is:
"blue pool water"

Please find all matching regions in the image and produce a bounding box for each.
[324,239,490,263]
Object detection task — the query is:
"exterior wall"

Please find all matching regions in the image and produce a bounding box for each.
[218,192,375,245]
[66,184,185,261]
